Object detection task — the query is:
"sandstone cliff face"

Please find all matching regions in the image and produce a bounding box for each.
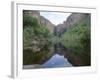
[54,23,66,36]
[40,16,55,33]
[23,10,40,23]
[66,13,90,28]
[23,11,90,35]
[54,13,90,36]
[23,10,55,33]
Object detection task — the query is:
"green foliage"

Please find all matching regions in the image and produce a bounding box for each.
[23,14,39,28]
[23,12,91,66]
[23,13,53,65]
[61,19,90,65]
[23,27,35,47]
[34,25,51,38]
[23,14,52,49]
[23,49,53,65]
[61,20,90,56]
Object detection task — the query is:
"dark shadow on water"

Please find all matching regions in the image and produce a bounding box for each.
[23,42,90,69]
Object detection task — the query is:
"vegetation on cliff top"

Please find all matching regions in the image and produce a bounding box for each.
[61,17,90,65]
[23,14,53,65]
[23,14,52,49]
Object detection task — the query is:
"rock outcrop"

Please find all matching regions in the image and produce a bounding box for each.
[23,10,55,33]
[66,13,90,28]
[54,22,66,36]
[40,16,55,33]
[54,13,90,36]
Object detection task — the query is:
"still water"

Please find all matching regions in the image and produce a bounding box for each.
[23,43,90,69]
[42,53,72,68]
[23,53,72,69]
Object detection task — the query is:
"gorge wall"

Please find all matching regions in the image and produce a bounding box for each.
[23,10,55,33]
[54,13,90,36]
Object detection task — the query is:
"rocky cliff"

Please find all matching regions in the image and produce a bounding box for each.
[54,13,90,36]
[66,13,90,28]
[40,16,55,33]
[23,10,55,33]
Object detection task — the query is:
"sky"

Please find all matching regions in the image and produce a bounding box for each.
[40,12,71,25]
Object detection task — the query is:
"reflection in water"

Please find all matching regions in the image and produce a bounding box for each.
[23,42,90,69]
[42,54,72,68]
[53,43,90,66]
